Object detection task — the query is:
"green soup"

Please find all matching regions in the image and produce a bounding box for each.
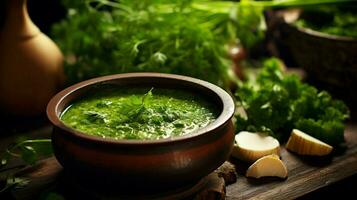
[60,87,219,140]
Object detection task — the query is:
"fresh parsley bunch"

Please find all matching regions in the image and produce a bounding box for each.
[52,0,235,86]
[235,58,349,145]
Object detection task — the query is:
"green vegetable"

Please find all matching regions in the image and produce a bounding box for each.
[235,58,349,145]
[0,139,52,167]
[52,0,235,86]
[61,87,218,140]
[0,176,29,193]
[52,0,354,86]
[0,139,52,194]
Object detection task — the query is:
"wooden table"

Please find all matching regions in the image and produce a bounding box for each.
[0,117,356,199]
[226,123,357,199]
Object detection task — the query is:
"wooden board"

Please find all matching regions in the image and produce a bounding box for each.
[0,122,356,199]
[226,123,357,200]
[7,158,228,200]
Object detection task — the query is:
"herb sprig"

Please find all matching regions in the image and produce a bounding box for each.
[52,0,235,86]
[1,139,52,167]
[0,139,52,195]
[52,0,354,86]
[235,58,349,145]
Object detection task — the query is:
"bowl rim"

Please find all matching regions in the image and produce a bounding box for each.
[47,73,235,145]
[291,24,357,42]
[278,8,357,42]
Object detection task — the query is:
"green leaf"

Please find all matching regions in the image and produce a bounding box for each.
[30,142,53,158]
[142,87,154,107]
[84,111,107,123]
[0,177,29,193]
[20,146,37,165]
[235,57,349,145]
[51,0,234,87]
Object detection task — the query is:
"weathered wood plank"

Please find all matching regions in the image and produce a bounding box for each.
[226,124,357,200]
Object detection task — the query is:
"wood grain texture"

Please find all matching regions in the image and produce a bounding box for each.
[12,157,62,200]
[226,123,357,200]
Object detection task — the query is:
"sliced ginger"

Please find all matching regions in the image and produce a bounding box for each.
[246,154,288,179]
[286,129,333,156]
[232,131,280,162]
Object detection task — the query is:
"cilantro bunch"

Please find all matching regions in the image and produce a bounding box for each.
[52,0,354,86]
[235,58,349,145]
[52,0,235,86]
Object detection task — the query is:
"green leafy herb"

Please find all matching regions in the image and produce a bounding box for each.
[235,58,349,145]
[0,176,29,193]
[52,0,354,86]
[52,0,235,86]
[0,139,52,167]
[0,139,53,194]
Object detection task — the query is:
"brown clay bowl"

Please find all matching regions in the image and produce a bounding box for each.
[47,73,235,195]
[268,9,357,114]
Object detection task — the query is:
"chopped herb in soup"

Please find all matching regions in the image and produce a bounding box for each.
[60,87,219,140]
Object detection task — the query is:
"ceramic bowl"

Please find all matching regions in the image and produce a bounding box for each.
[268,9,357,114]
[47,73,235,194]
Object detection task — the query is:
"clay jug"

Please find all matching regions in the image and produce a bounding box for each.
[0,0,64,116]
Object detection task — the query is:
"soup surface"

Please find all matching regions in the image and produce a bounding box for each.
[61,87,219,140]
